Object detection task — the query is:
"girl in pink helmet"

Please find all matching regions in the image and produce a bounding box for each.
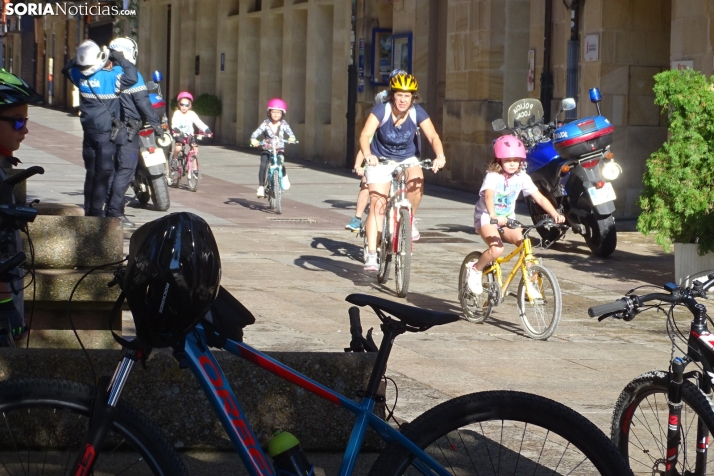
[170,91,213,164]
[467,135,564,294]
[250,98,297,198]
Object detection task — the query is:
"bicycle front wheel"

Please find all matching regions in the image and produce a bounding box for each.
[516,264,561,340]
[611,370,714,475]
[395,208,412,298]
[272,171,282,214]
[458,251,494,324]
[0,378,187,475]
[187,155,201,192]
[369,391,632,475]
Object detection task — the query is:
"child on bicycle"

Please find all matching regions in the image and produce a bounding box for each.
[170,91,213,166]
[250,98,296,198]
[468,135,564,294]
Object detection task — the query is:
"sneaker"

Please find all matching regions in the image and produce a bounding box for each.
[364,252,379,272]
[525,276,543,300]
[466,265,483,294]
[257,186,265,198]
[281,174,291,190]
[412,224,420,241]
[345,216,362,232]
[119,215,135,228]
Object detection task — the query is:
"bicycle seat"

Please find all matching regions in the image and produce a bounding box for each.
[345,294,459,329]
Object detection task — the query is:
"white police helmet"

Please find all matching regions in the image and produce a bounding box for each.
[76,40,109,76]
[109,37,138,65]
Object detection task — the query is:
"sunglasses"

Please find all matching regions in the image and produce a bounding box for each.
[179,102,191,107]
[0,116,29,131]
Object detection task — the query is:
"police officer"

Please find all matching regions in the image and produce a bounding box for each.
[106,37,162,228]
[61,39,138,217]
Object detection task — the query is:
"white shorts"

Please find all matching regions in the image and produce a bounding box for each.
[474,212,515,232]
[365,156,420,185]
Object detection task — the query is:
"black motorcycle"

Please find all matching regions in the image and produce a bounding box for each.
[493,88,622,257]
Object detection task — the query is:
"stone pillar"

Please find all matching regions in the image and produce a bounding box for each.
[235,1,260,144]
[215,0,239,143]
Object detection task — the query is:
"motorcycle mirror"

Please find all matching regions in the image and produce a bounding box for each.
[145,81,158,91]
[561,98,576,111]
[492,118,506,131]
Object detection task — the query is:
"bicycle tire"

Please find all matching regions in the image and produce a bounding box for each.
[395,208,412,298]
[169,155,182,188]
[360,215,368,262]
[611,370,714,475]
[0,378,187,475]
[378,214,391,283]
[187,154,201,192]
[516,264,561,340]
[458,251,494,323]
[369,390,633,476]
[272,171,282,214]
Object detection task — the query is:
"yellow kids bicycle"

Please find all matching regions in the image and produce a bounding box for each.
[458,217,567,340]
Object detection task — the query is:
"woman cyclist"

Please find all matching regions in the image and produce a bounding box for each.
[170,92,212,175]
[359,72,446,272]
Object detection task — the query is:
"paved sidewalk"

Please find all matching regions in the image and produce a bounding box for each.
[19,106,676,443]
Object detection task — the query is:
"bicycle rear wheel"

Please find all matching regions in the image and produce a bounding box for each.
[611,370,714,475]
[272,171,282,214]
[187,154,201,192]
[395,208,412,298]
[458,251,495,323]
[378,214,391,284]
[516,264,562,340]
[369,391,632,476]
[169,156,181,188]
[0,378,187,475]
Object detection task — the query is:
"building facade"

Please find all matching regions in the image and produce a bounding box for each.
[5,0,713,218]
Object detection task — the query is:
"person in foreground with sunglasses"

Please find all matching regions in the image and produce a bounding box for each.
[0,68,43,342]
[170,92,213,169]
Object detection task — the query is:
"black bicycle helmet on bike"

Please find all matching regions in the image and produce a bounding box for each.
[124,212,221,348]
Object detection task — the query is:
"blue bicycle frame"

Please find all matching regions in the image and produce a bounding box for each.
[183,324,450,476]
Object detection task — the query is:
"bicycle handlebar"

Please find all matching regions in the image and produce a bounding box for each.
[490,217,568,233]
[1,166,44,188]
[0,252,26,281]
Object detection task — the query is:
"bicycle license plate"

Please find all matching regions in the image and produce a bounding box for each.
[142,150,166,167]
[587,182,616,206]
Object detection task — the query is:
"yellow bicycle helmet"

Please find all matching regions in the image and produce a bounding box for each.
[390,73,418,93]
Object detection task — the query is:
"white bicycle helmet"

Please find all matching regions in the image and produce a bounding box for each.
[76,40,109,76]
[109,37,138,65]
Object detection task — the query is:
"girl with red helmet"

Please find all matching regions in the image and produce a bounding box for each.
[170,91,213,164]
[250,98,297,198]
[466,135,564,294]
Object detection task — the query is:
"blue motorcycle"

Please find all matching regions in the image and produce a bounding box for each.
[492,88,622,257]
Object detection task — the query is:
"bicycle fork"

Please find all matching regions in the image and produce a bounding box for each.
[71,349,139,475]
[667,357,710,476]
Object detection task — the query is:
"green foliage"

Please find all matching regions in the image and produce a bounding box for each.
[170,97,178,111]
[192,94,222,117]
[637,69,714,255]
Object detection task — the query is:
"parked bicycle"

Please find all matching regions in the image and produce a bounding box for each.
[458,217,567,340]
[372,158,432,298]
[0,213,632,475]
[588,273,714,475]
[168,132,209,192]
[254,137,297,214]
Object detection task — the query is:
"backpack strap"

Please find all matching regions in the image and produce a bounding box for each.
[379,103,418,128]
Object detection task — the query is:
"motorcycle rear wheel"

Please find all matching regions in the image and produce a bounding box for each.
[584,215,617,258]
[150,175,171,211]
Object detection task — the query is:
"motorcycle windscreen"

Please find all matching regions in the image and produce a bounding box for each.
[507,98,545,128]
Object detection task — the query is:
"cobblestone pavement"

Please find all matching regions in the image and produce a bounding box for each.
[17,106,679,470]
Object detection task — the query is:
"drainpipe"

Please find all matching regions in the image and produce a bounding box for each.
[540,0,553,122]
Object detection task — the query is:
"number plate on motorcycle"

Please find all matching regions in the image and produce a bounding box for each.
[587,182,616,206]
[142,150,166,167]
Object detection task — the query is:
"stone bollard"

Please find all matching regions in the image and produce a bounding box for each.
[0,348,386,451]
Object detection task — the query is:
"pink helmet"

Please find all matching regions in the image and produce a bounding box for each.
[267,98,287,114]
[493,135,526,160]
[177,91,193,103]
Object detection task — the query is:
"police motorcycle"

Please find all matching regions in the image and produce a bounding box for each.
[492,88,622,257]
[130,71,171,211]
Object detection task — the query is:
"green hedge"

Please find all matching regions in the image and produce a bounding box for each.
[637,69,714,255]
[192,93,222,117]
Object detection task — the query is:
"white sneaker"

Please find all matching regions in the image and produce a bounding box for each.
[257,186,265,198]
[466,265,483,294]
[281,174,291,190]
[525,277,543,300]
[412,224,420,241]
[364,252,379,272]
